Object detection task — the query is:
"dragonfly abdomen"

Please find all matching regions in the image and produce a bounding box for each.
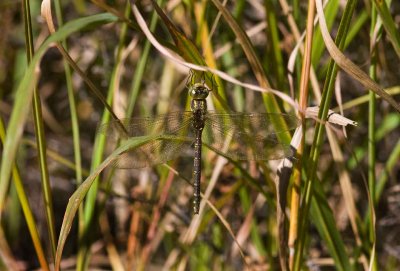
[193,130,202,214]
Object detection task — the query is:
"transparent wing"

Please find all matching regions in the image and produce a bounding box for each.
[203,113,300,160]
[97,112,194,139]
[97,112,195,168]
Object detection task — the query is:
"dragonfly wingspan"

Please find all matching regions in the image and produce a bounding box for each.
[203,113,299,161]
[97,112,194,139]
[97,111,299,167]
[113,135,194,168]
[97,112,195,169]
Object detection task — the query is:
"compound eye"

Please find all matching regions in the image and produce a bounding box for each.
[190,83,210,99]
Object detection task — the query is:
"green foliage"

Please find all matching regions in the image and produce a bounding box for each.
[0,0,399,270]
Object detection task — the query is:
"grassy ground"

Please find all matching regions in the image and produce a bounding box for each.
[0,0,399,270]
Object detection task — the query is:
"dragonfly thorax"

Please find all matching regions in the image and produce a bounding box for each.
[191,99,207,114]
[189,82,209,114]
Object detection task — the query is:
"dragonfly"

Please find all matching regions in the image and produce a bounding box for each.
[98,75,300,214]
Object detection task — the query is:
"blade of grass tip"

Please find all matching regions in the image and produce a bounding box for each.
[0,11,118,218]
[0,118,50,270]
[294,0,359,269]
[54,136,159,271]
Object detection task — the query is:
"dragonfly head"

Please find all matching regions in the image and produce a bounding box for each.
[189,83,210,100]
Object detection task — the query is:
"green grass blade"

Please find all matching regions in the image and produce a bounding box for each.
[23,0,57,258]
[53,0,86,267]
[126,1,161,118]
[148,0,216,92]
[293,0,359,269]
[264,0,286,90]
[80,7,130,269]
[373,0,400,57]
[0,13,118,216]
[55,135,170,270]
[310,180,351,271]
[0,118,50,270]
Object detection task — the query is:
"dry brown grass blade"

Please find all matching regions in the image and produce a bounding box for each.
[230,195,259,258]
[210,0,271,89]
[287,0,315,268]
[139,170,175,266]
[99,213,125,271]
[131,5,299,109]
[126,204,141,270]
[316,0,400,113]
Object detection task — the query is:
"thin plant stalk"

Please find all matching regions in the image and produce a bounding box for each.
[293,0,359,269]
[23,0,57,259]
[368,4,378,270]
[53,0,84,254]
[79,2,132,268]
[288,0,315,269]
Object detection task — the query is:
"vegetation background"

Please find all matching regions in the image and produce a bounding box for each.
[0,0,399,270]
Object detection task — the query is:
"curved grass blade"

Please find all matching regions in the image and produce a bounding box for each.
[55,135,181,270]
[0,13,118,214]
[316,0,400,113]
[0,118,49,270]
